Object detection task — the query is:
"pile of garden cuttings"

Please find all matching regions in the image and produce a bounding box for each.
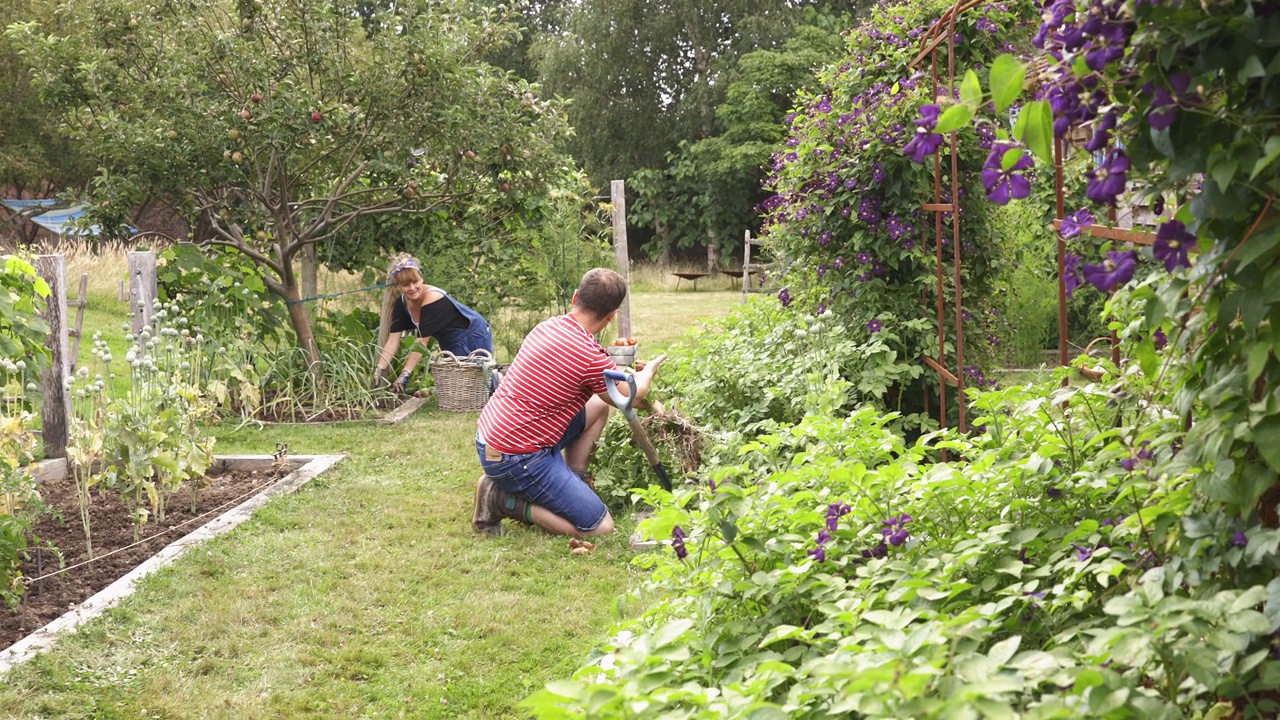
[0,467,288,652]
[643,408,703,474]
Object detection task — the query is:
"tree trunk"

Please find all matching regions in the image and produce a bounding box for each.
[301,242,318,299]
[706,230,720,272]
[283,283,323,382]
[655,219,673,266]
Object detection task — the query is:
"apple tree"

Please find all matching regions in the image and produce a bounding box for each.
[7,0,574,369]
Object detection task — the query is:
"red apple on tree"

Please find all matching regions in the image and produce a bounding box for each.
[238,108,252,120]
[249,92,263,104]
[310,111,323,123]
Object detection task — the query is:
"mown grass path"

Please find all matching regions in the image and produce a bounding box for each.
[0,290,739,719]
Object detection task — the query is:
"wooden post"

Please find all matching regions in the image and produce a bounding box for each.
[742,229,751,304]
[128,250,157,346]
[34,254,71,459]
[70,273,88,370]
[611,180,631,339]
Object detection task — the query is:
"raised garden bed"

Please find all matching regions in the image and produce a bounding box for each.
[0,453,344,672]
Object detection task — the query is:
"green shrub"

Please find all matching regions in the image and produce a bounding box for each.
[530,371,1280,718]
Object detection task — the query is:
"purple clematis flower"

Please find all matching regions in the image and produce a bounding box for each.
[1073,544,1094,562]
[825,502,851,532]
[1063,254,1083,298]
[778,287,792,308]
[1060,208,1095,239]
[1153,220,1194,271]
[881,513,912,547]
[671,526,688,560]
[1148,73,1194,131]
[1232,530,1249,548]
[1086,150,1130,205]
[808,545,827,562]
[867,319,883,333]
[981,144,1034,205]
[1082,250,1137,292]
[861,541,888,559]
[1153,327,1167,350]
[903,105,944,162]
[1083,112,1116,153]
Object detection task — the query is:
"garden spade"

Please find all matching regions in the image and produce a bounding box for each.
[604,369,672,492]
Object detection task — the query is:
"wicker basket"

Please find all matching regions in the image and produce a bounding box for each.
[429,349,494,412]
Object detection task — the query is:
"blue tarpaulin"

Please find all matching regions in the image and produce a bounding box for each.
[1,199,60,212]
[1,200,127,237]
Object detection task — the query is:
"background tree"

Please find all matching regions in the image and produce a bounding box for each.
[0,0,93,248]
[534,0,867,266]
[629,18,847,265]
[9,0,575,370]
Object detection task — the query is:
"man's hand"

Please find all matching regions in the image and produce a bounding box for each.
[635,354,667,375]
[372,366,388,389]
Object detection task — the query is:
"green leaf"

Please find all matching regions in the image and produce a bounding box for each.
[1239,55,1266,82]
[1014,100,1053,165]
[988,636,1022,665]
[1151,127,1175,159]
[1211,157,1239,193]
[1248,343,1271,384]
[960,69,983,110]
[1001,148,1026,172]
[989,55,1026,113]
[936,104,973,135]
[1253,414,1280,473]
[1250,137,1280,181]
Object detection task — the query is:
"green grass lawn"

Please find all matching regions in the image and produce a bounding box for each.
[1,283,737,718]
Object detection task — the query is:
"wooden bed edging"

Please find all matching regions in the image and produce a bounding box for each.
[0,453,346,676]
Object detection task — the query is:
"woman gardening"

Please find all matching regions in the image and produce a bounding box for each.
[374,254,494,392]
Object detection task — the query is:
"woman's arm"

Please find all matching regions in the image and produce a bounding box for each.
[374,331,403,385]
[393,337,433,391]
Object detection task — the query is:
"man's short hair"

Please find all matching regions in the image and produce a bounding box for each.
[574,268,628,319]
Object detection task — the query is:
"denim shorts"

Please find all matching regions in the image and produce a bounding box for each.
[476,410,607,532]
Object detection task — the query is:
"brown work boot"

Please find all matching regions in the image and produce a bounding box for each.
[472,475,532,535]
[473,474,505,535]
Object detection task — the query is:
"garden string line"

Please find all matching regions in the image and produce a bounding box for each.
[285,282,390,305]
[21,474,287,588]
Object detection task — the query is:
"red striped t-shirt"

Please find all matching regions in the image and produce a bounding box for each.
[477,315,617,453]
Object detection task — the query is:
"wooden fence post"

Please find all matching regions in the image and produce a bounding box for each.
[611,180,631,340]
[128,250,157,346]
[34,254,71,459]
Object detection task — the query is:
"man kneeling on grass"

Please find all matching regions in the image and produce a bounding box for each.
[473,268,665,536]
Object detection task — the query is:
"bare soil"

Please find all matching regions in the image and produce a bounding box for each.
[1,467,288,652]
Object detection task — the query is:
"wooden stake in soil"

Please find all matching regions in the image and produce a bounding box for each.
[611,180,632,340]
[127,250,157,348]
[35,254,71,459]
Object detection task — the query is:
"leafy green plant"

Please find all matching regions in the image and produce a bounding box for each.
[663,297,925,436]
[0,255,50,608]
[69,301,215,541]
[531,366,1280,717]
[758,0,1035,428]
